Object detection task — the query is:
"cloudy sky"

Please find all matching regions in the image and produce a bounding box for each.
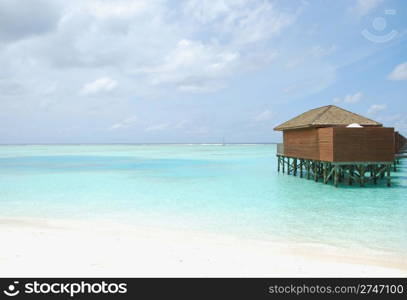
[1,0,406,143]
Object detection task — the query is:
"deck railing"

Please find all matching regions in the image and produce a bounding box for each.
[277,143,284,155]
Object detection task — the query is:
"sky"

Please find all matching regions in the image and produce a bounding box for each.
[0,0,406,143]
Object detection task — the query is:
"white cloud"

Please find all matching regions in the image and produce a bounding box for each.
[144,120,189,132]
[367,104,387,115]
[284,45,336,70]
[173,120,188,129]
[310,45,336,58]
[185,126,209,136]
[376,114,407,133]
[351,0,384,16]
[282,66,337,97]
[183,0,296,45]
[7,0,298,97]
[254,110,275,122]
[81,77,118,95]
[333,91,363,104]
[285,59,303,70]
[87,0,150,19]
[108,115,138,131]
[142,39,239,92]
[183,0,229,23]
[344,92,363,103]
[393,116,407,133]
[388,62,407,81]
[145,122,172,132]
[221,1,295,45]
[377,114,402,122]
[0,0,62,43]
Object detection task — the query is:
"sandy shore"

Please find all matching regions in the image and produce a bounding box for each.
[0,217,406,277]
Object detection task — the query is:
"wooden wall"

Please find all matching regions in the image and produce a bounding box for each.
[317,127,334,162]
[283,128,319,160]
[332,127,394,162]
[395,132,407,153]
[282,127,395,162]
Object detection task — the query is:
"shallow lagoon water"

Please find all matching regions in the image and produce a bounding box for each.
[0,144,406,255]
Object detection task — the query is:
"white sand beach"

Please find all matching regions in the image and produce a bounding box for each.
[0,218,406,277]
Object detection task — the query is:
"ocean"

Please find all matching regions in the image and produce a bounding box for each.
[0,144,406,255]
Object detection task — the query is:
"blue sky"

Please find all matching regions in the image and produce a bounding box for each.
[0,0,406,143]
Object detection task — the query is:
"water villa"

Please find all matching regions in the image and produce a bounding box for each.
[274,105,407,187]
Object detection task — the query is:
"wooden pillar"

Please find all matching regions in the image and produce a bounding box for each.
[360,165,365,187]
[287,157,290,175]
[378,165,382,184]
[323,163,327,184]
[300,160,303,178]
[277,156,280,172]
[293,158,297,176]
[282,157,285,173]
[373,166,377,185]
[387,165,391,187]
[334,166,338,187]
[314,161,318,182]
[348,166,353,186]
[306,161,310,180]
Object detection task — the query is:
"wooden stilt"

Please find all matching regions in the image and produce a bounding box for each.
[334,166,338,187]
[282,157,285,173]
[287,157,290,175]
[373,166,377,185]
[360,165,365,187]
[293,158,297,176]
[275,154,396,188]
[348,166,353,186]
[387,165,391,187]
[275,156,393,188]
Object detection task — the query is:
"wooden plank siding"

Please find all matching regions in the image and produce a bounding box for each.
[283,128,319,160]
[332,127,394,162]
[318,127,333,162]
[282,127,395,162]
[395,132,407,153]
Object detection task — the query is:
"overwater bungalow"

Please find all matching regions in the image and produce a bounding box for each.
[395,131,407,155]
[274,105,406,187]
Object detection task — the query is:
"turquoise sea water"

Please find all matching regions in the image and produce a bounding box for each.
[0,145,406,254]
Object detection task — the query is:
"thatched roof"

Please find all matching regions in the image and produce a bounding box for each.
[274,105,382,131]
